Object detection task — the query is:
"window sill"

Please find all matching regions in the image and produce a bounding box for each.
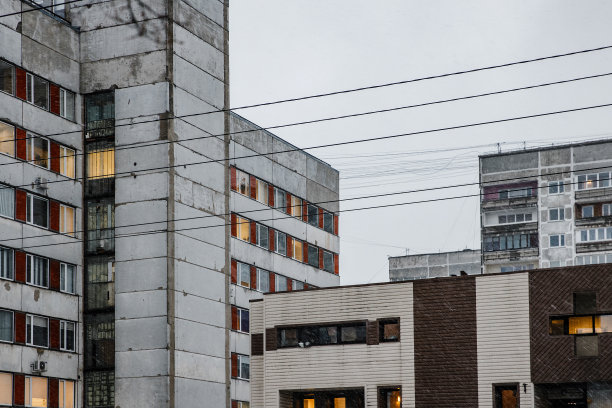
[232,377,250,382]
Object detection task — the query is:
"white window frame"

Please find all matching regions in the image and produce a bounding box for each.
[275,231,286,256]
[255,179,268,204]
[0,246,13,281]
[275,275,287,292]
[236,169,250,197]
[0,309,13,343]
[59,145,76,178]
[237,262,250,289]
[582,205,594,218]
[548,180,565,194]
[0,120,15,157]
[26,314,48,348]
[0,371,12,406]
[236,307,249,333]
[255,224,268,249]
[60,320,76,352]
[26,134,50,169]
[26,254,49,288]
[59,88,75,121]
[25,73,49,110]
[604,204,612,217]
[550,234,565,247]
[60,263,76,294]
[0,184,15,220]
[290,195,302,218]
[26,193,49,229]
[60,204,75,236]
[58,379,75,408]
[292,238,303,262]
[579,227,612,243]
[237,354,250,380]
[236,216,250,242]
[274,187,286,213]
[549,208,565,222]
[323,250,334,273]
[25,375,48,408]
[0,60,14,96]
[256,268,269,293]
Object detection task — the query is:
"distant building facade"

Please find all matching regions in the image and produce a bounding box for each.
[388,249,481,281]
[252,265,612,408]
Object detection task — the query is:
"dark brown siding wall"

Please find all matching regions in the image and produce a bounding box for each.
[413,277,478,408]
[530,265,612,383]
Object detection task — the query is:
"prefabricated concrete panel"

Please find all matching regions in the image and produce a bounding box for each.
[0,23,21,65]
[21,11,79,61]
[540,147,571,167]
[574,142,612,163]
[480,151,538,174]
[21,36,79,91]
[176,0,225,51]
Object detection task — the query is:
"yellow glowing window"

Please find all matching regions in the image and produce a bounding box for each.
[303,399,315,408]
[568,316,593,334]
[595,315,612,333]
[60,204,75,237]
[60,146,75,178]
[0,121,14,157]
[25,376,48,407]
[87,148,115,179]
[237,217,250,242]
[59,379,75,408]
[293,239,303,262]
[0,372,12,405]
[291,196,302,218]
[334,398,346,408]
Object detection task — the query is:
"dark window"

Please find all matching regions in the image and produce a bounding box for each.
[494,384,518,408]
[323,212,333,233]
[575,292,597,314]
[576,336,598,357]
[278,322,366,348]
[0,60,14,95]
[549,318,565,335]
[0,309,13,342]
[27,194,49,228]
[340,325,366,344]
[86,257,115,311]
[307,204,318,226]
[85,371,114,408]
[323,251,334,273]
[26,74,49,110]
[87,199,115,254]
[379,319,400,342]
[85,92,115,139]
[308,245,319,267]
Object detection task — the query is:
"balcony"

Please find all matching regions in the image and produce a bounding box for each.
[575,186,612,204]
[481,196,538,210]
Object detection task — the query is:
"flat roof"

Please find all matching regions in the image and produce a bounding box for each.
[479,137,612,160]
[388,248,480,260]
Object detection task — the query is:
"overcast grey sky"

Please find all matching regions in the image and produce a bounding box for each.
[228,1,612,285]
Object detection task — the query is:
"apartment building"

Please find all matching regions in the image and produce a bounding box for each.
[480,140,612,273]
[0,1,340,407]
[388,249,481,281]
[252,265,612,408]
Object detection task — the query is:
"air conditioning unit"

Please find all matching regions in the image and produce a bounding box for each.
[31,361,47,373]
[34,177,48,191]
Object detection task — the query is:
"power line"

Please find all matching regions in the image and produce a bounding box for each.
[4,100,612,193]
[0,0,86,18]
[2,70,612,161]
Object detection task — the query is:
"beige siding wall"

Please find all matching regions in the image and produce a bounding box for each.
[476,273,533,407]
[261,283,414,407]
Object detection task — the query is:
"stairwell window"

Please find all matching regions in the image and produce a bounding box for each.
[27,254,49,288]
[27,193,49,229]
[26,315,48,348]
[0,310,13,342]
[549,208,565,221]
[548,180,564,194]
[0,246,14,280]
[27,134,50,169]
[26,73,49,110]
[0,121,14,157]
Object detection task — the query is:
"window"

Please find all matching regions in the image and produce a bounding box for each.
[277,323,369,348]
[60,204,75,236]
[0,246,14,280]
[26,255,49,288]
[59,88,75,121]
[0,185,14,220]
[582,205,594,218]
[86,199,115,253]
[494,385,518,408]
[0,309,13,342]
[237,262,250,288]
[500,264,535,272]
[236,169,249,196]
[256,179,268,204]
[484,233,538,251]
[25,376,48,408]
[323,212,334,233]
[603,204,612,216]
[26,315,48,347]
[307,204,319,227]
[257,268,269,293]
[499,186,532,199]
[496,212,532,225]
[379,387,401,408]
[548,180,564,194]
[236,308,249,333]
[234,402,250,408]
[549,208,564,221]
[60,263,76,294]
[236,216,250,242]
[323,251,334,273]
[550,234,565,247]
[27,135,49,168]
[578,227,612,243]
[60,320,76,351]
[576,336,598,357]
[275,231,286,256]
[575,292,596,314]
[293,239,303,262]
[26,73,49,110]
[291,195,302,218]
[256,224,268,249]
[0,121,14,157]
[0,60,14,95]
[0,372,12,405]
[85,371,114,408]
[340,324,366,343]
[276,275,287,292]
[237,354,250,380]
[33,0,67,17]
[308,245,319,267]
[293,280,304,291]
[59,146,75,178]
[59,380,75,408]
[578,172,612,190]
[275,188,286,212]
[379,319,400,342]
[600,172,611,188]
[85,92,115,139]
[86,144,115,179]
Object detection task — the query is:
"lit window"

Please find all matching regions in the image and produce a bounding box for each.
[0,60,14,95]
[86,145,115,179]
[0,309,13,342]
[0,246,13,280]
[323,212,334,233]
[60,204,75,236]
[595,315,612,333]
[256,179,268,204]
[0,372,12,405]
[59,88,75,121]
[237,354,250,380]
[582,206,594,218]
[494,385,517,408]
[275,275,287,292]
[548,180,564,194]
[27,134,49,168]
[59,380,75,408]
[26,73,49,110]
[292,239,303,262]
[26,254,49,288]
[323,251,334,273]
[0,185,14,219]
[291,196,302,218]
[549,208,564,221]
[275,231,286,256]
[238,262,250,288]
[274,188,286,212]
[236,170,249,196]
[26,315,48,347]
[60,320,76,351]
[59,146,75,178]
[235,402,250,408]
[236,216,250,242]
[307,204,318,226]
[25,376,48,408]
[0,121,14,157]
[257,268,269,293]
[256,224,268,249]
[60,263,76,294]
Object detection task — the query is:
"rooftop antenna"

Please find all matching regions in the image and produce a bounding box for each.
[497,142,501,154]
[523,141,527,150]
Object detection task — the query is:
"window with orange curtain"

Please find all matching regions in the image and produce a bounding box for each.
[568,316,593,334]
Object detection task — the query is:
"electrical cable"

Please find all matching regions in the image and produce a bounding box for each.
[0,0,86,18]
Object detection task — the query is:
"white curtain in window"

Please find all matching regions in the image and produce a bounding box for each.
[0,186,14,218]
[0,247,13,279]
